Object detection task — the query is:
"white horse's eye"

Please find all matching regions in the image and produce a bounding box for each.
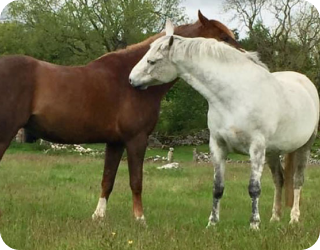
[147,60,156,65]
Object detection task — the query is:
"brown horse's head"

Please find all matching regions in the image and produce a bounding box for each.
[175,10,242,50]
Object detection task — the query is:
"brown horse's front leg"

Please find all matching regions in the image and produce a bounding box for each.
[126,134,148,223]
[92,143,124,220]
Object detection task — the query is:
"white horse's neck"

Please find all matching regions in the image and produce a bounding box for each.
[170,38,267,106]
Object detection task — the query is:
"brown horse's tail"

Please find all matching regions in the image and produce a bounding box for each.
[284,152,295,207]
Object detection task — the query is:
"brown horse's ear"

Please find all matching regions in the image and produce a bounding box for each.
[198,10,210,26]
[169,36,174,47]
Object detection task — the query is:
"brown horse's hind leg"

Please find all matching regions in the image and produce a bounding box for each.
[0,127,21,218]
[266,154,284,222]
[0,126,23,162]
[126,134,148,224]
[92,143,124,220]
[0,141,11,161]
[289,131,317,224]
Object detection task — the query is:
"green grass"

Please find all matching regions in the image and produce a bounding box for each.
[7,141,249,162]
[146,144,248,162]
[0,146,319,250]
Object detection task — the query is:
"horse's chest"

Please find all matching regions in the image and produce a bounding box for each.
[218,128,252,154]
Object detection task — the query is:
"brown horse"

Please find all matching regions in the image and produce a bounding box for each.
[0,11,241,222]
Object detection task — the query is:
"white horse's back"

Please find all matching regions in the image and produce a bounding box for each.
[269,71,319,153]
[272,71,319,116]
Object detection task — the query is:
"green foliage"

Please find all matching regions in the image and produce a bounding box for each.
[156,80,208,135]
[2,0,187,65]
[239,21,320,90]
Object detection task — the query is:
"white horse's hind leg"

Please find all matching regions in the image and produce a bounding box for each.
[248,136,266,230]
[289,132,316,224]
[207,138,227,228]
[266,155,284,222]
[289,151,307,224]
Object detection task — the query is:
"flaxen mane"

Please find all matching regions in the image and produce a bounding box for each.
[164,36,269,70]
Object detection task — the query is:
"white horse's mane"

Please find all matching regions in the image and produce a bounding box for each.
[155,36,269,71]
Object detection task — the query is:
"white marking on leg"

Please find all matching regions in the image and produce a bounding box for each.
[290,188,301,224]
[135,215,147,227]
[135,215,145,221]
[207,137,227,228]
[270,179,282,222]
[248,136,265,230]
[207,201,220,228]
[92,198,107,220]
[269,160,283,222]
[270,188,282,221]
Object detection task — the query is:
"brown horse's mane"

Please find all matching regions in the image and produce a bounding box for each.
[123,23,198,52]
[212,20,235,39]
[91,23,195,63]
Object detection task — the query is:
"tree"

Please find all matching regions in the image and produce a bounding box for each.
[157,80,208,135]
[4,0,187,65]
[224,0,268,33]
[224,0,320,87]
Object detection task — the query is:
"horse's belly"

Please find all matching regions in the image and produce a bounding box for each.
[25,114,120,144]
[268,90,318,152]
[208,107,317,155]
[268,117,316,153]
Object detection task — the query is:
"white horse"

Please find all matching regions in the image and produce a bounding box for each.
[129,20,319,230]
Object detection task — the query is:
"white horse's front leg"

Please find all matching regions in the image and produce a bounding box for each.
[248,136,266,230]
[207,138,227,228]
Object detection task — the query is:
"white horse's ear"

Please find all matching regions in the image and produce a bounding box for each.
[165,19,174,36]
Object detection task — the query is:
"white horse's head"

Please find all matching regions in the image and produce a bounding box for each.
[129,20,178,90]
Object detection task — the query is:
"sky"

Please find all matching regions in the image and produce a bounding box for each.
[179,0,252,38]
[180,0,226,22]
[0,1,226,23]
[179,0,285,38]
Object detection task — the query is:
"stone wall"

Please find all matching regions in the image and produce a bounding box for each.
[148,129,210,148]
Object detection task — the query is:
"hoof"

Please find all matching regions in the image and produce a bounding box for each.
[92,210,106,221]
[270,215,280,222]
[135,215,147,227]
[289,218,299,224]
[92,198,107,221]
[250,222,260,231]
[206,220,217,229]
[289,210,300,224]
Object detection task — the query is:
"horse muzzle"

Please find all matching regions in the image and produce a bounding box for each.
[129,77,149,90]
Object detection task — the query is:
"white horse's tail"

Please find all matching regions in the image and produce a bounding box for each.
[284,152,295,207]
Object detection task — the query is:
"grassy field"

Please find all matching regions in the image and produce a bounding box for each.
[0,143,320,250]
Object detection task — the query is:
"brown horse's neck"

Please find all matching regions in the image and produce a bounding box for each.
[90,33,173,93]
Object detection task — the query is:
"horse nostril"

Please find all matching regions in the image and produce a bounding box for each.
[129,78,132,84]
